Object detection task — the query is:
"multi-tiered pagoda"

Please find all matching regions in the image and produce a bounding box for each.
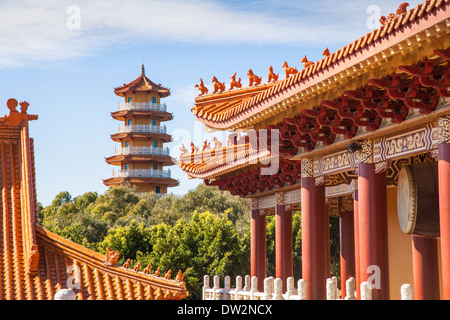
[104,65,178,194]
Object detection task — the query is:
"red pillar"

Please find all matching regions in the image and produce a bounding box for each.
[353,189,361,299]
[358,154,390,300]
[301,158,328,300]
[374,170,390,299]
[275,200,293,284]
[251,205,266,290]
[412,236,440,300]
[438,116,450,299]
[340,208,355,298]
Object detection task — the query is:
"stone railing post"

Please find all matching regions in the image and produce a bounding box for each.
[401,284,414,300]
[345,277,357,300]
[203,275,210,300]
[286,277,295,299]
[263,277,274,300]
[332,276,339,299]
[234,276,242,300]
[250,276,258,300]
[213,275,220,300]
[244,275,251,291]
[327,278,337,300]
[223,276,230,300]
[298,279,307,300]
[361,281,372,300]
[273,278,284,300]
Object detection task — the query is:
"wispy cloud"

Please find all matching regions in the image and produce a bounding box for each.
[0,0,424,68]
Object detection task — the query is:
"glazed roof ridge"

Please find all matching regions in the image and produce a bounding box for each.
[190,0,449,130]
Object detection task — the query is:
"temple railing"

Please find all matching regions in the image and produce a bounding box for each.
[202,275,414,300]
[115,146,170,156]
[118,124,167,134]
[118,102,167,112]
[112,168,171,178]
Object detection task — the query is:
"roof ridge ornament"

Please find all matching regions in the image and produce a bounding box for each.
[195,78,209,95]
[268,66,279,82]
[212,76,226,93]
[379,2,409,25]
[2,98,38,126]
[230,72,242,90]
[301,56,314,68]
[282,61,298,78]
[141,64,145,76]
[247,69,262,86]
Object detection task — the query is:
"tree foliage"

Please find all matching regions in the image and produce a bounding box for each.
[38,182,341,299]
[38,183,252,299]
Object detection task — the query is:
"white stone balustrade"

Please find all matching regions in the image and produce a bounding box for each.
[202,274,415,300]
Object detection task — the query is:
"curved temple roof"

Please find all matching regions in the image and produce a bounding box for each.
[0,99,188,300]
[191,0,449,131]
[180,0,450,187]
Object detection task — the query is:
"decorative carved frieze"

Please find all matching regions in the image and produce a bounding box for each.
[438,116,450,144]
[284,189,301,205]
[251,198,258,211]
[328,194,354,218]
[373,124,439,162]
[301,157,313,178]
[255,189,302,210]
[325,183,353,198]
[341,194,354,212]
[321,151,356,175]
[275,192,284,206]
[358,140,373,164]
[315,176,325,186]
[258,194,276,209]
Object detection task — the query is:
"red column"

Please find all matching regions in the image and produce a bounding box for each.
[412,236,440,300]
[340,208,355,298]
[374,170,390,299]
[275,199,293,284]
[353,189,361,299]
[438,116,450,299]
[301,158,328,300]
[358,146,390,300]
[251,203,266,290]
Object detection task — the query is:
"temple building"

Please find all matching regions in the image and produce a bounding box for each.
[104,65,179,194]
[179,0,450,300]
[0,98,188,300]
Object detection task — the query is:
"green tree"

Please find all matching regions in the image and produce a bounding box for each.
[99,212,250,300]
[98,219,156,264]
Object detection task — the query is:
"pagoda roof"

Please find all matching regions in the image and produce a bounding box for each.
[114,65,171,98]
[190,0,449,131]
[0,99,188,300]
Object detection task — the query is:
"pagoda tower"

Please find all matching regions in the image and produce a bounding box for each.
[103,65,179,194]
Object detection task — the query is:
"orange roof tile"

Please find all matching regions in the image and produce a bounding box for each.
[0,99,188,300]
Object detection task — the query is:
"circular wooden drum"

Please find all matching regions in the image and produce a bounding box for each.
[397,162,440,238]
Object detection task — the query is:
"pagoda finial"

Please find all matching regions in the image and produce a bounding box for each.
[141,64,145,76]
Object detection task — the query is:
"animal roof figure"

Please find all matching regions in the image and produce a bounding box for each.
[282,61,298,78]
[247,69,262,86]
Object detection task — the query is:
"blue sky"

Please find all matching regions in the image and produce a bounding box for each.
[0,0,424,206]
